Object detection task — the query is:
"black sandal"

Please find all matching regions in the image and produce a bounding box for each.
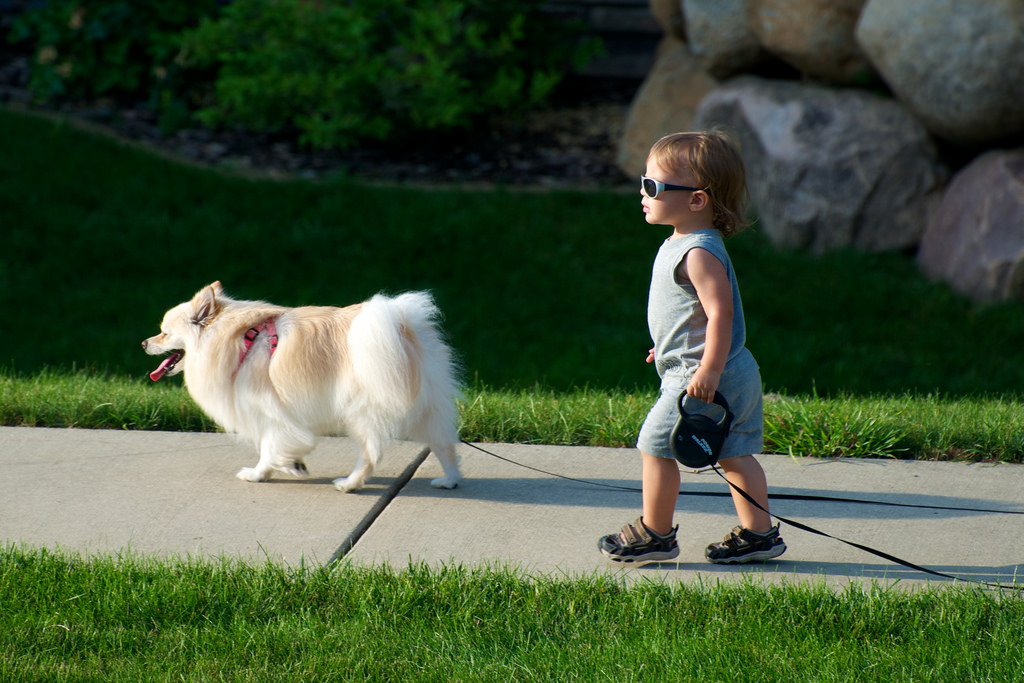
[598,517,679,564]
[705,524,786,564]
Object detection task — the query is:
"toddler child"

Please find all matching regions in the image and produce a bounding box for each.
[598,131,786,565]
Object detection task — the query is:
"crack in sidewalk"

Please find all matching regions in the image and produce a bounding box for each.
[326,446,431,565]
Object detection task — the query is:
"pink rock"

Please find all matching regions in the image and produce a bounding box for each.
[918,150,1024,302]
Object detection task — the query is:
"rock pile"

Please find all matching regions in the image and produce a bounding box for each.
[623,0,1024,302]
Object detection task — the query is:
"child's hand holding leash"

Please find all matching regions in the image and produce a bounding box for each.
[686,364,721,404]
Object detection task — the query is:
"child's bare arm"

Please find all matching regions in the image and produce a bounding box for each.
[679,248,732,402]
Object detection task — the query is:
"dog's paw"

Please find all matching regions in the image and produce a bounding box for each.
[236,467,270,482]
[332,475,363,493]
[430,475,461,490]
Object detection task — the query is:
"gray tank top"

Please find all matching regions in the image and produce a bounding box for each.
[647,228,748,379]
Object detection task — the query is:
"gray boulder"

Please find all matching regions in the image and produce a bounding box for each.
[695,76,946,252]
[682,0,765,79]
[917,150,1024,302]
[617,37,719,179]
[856,0,1024,145]
[749,0,873,84]
[650,0,686,40]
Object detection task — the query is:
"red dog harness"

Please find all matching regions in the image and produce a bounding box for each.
[233,318,278,379]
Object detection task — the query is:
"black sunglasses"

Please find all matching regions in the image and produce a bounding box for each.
[640,176,701,199]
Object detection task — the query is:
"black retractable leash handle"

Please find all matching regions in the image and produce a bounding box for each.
[459,433,1024,590]
[670,391,733,469]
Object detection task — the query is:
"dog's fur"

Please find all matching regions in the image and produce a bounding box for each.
[142,282,462,492]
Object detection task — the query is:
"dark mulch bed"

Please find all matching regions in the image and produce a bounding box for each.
[1,44,639,189]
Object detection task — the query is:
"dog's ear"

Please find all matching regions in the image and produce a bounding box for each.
[191,284,220,327]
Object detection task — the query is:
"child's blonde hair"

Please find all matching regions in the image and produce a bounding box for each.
[647,130,751,237]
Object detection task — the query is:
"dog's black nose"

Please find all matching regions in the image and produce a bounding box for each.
[141,340,148,350]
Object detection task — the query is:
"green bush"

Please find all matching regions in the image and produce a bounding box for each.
[180,0,601,149]
[8,0,219,105]
[9,0,599,148]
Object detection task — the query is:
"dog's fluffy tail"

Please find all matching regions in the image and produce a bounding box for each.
[347,292,458,435]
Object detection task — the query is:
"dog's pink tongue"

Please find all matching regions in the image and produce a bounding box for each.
[149,356,175,382]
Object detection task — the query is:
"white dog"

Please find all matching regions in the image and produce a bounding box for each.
[142,281,462,492]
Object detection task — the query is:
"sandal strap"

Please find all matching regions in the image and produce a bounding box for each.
[619,518,651,546]
[719,525,746,548]
[719,525,777,550]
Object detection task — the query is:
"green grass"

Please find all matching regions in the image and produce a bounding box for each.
[3,370,1023,461]
[3,105,1024,461]
[3,546,1023,682]
[4,106,1024,396]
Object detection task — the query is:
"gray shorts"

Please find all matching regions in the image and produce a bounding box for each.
[637,349,763,461]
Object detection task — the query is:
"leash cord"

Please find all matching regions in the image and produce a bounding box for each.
[461,440,1024,590]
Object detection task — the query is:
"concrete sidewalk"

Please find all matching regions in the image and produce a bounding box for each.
[2,426,1022,590]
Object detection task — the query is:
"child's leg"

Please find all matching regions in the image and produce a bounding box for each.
[641,451,680,535]
[718,455,772,533]
[598,452,680,563]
